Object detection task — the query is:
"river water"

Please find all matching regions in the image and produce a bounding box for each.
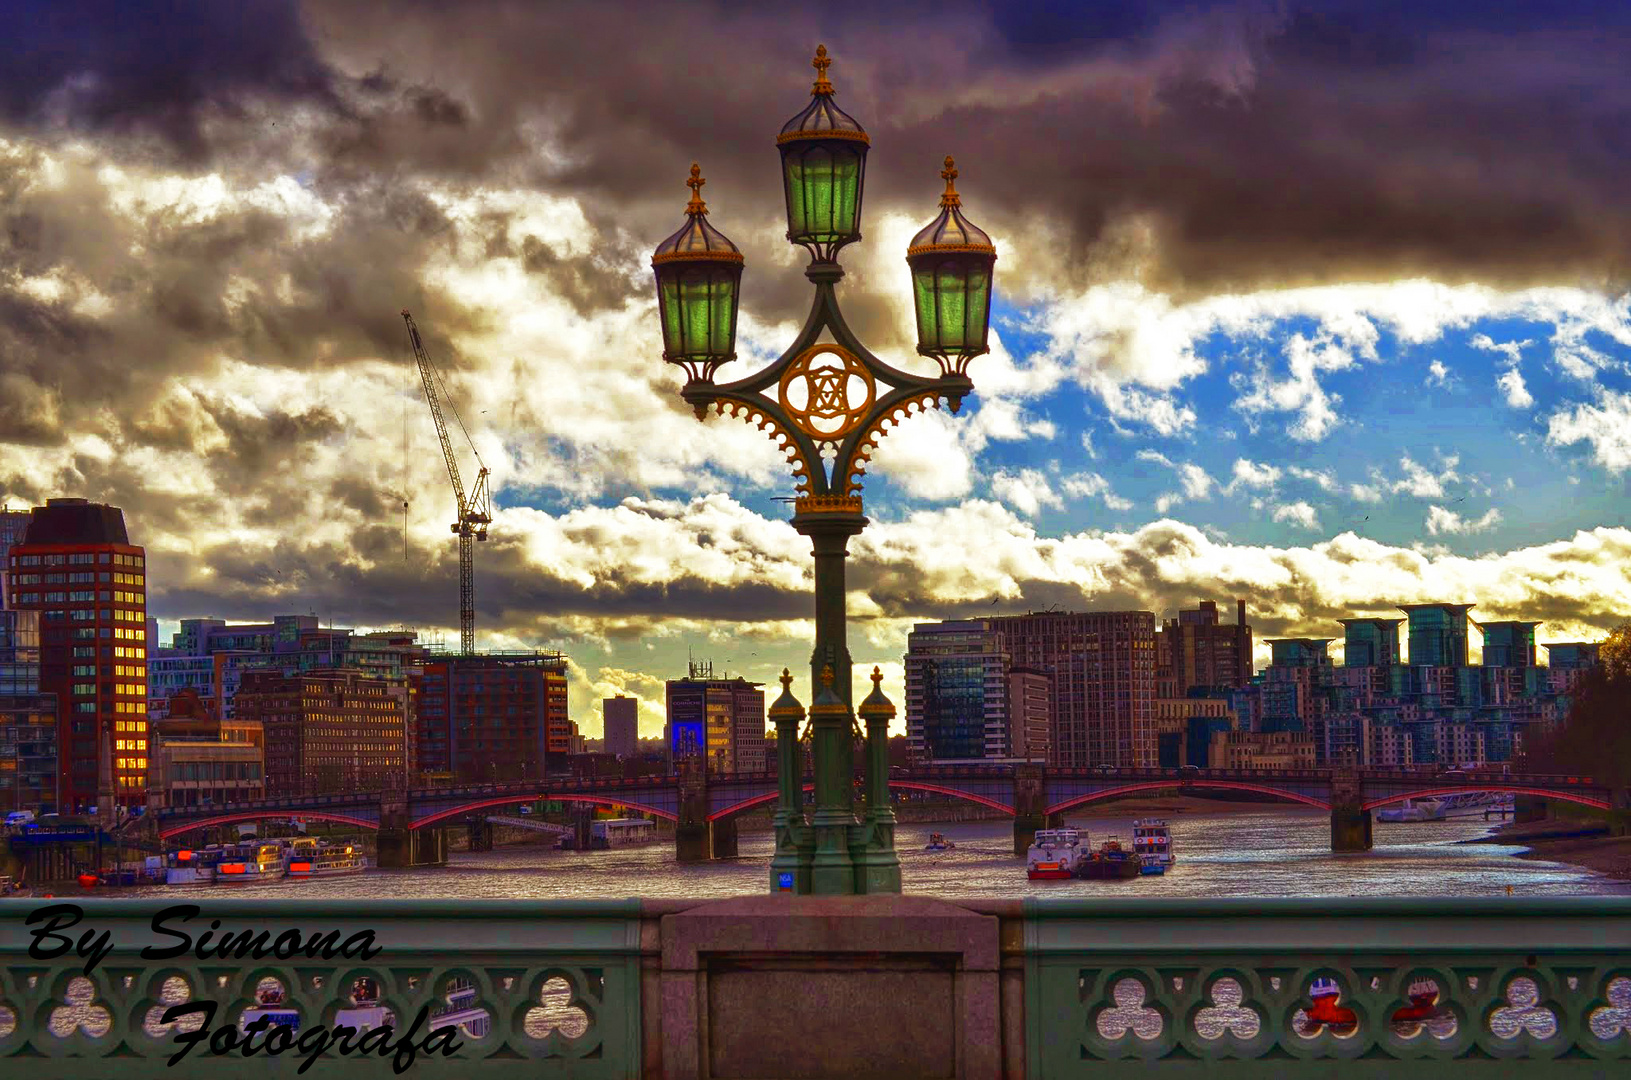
[108,806,1628,899]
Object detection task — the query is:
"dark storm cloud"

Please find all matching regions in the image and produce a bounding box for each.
[0,0,337,163]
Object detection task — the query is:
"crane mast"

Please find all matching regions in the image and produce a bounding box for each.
[402,309,491,655]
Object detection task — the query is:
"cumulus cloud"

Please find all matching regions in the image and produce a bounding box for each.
[989,468,1064,517]
[1224,458,1282,494]
[1426,505,1502,536]
[1425,360,1451,387]
[1391,454,1461,499]
[1496,368,1535,409]
[1060,472,1132,512]
[1546,389,1631,473]
[1271,501,1320,529]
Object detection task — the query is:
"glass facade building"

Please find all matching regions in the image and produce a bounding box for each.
[1340,618,1402,667]
[1400,604,1473,667]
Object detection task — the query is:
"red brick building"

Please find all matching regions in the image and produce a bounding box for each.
[988,610,1157,768]
[1156,599,1253,698]
[4,499,149,813]
[413,653,571,782]
[235,668,410,796]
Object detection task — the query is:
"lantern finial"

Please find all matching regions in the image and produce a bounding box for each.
[811,45,833,95]
[940,156,960,207]
[685,163,708,215]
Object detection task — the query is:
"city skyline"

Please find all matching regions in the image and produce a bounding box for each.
[3,3,1631,739]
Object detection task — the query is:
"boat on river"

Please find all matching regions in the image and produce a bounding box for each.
[924,833,956,852]
[1132,819,1174,873]
[285,838,367,879]
[240,985,300,1034]
[1078,837,1142,880]
[1027,828,1087,880]
[215,841,286,884]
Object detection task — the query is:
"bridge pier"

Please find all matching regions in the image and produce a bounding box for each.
[466,819,494,853]
[1330,806,1372,852]
[1013,764,1048,855]
[710,818,738,859]
[676,763,711,863]
[376,825,447,868]
[1515,795,1548,823]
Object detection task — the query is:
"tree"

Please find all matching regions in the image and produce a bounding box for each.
[1528,622,1631,791]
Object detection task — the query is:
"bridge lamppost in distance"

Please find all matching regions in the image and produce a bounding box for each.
[649,45,999,894]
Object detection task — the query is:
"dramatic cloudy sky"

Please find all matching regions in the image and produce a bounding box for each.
[4,1,1631,737]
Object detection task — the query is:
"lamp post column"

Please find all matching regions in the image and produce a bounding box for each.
[767,670,809,892]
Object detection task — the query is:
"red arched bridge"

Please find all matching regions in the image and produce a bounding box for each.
[152,766,1619,855]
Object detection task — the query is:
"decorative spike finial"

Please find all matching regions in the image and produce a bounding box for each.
[820,663,835,687]
[779,667,793,691]
[811,44,834,95]
[685,162,708,215]
[870,665,883,687]
[940,155,960,207]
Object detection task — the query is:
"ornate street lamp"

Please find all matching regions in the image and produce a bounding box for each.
[650,46,997,895]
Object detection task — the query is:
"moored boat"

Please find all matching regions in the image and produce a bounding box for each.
[215,841,286,884]
[1027,828,1087,880]
[285,840,367,879]
[924,832,956,852]
[1132,818,1174,871]
[1078,837,1141,880]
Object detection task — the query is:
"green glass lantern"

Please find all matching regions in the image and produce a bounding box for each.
[777,45,869,262]
[907,156,997,376]
[651,163,745,384]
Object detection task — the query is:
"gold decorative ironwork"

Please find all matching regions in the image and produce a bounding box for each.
[844,392,949,496]
[778,343,876,442]
[685,162,708,214]
[811,44,833,95]
[939,155,959,207]
[795,494,863,515]
[709,398,814,496]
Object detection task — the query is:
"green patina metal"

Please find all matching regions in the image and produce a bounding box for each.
[0,898,643,1077]
[650,46,996,896]
[1022,897,1631,1077]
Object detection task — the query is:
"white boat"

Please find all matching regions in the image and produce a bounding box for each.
[284,838,367,879]
[1378,799,1447,823]
[1132,819,1174,871]
[215,841,287,883]
[1027,828,1088,880]
[589,818,659,848]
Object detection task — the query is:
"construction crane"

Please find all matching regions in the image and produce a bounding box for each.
[402,309,491,655]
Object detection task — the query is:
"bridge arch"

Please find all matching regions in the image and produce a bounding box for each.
[708,780,1016,822]
[159,810,378,841]
[412,793,678,829]
[1046,780,1332,816]
[1362,785,1612,812]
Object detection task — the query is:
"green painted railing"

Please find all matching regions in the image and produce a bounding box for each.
[3,896,1629,1077]
[1023,897,1631,1077]
[0,899,644,1077]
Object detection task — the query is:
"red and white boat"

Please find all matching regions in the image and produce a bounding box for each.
[1026,828,1087,880]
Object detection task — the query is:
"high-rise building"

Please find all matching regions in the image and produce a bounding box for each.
[4,499,148,814]
[414,653,570,782]
[235,668,410,797]
[0,507,31,608]
[902,621,1055,763]
[1339,618,1402,667]
[665,668,767,774]
[1480,622,1538,668]
[0,609,59,811]
[905,621,1009,762]
[1008,667,1052,761]
[1400,604,1474,667]
[1157,599,1252,697]
[988,610,1157,768]
[604,695,639,758]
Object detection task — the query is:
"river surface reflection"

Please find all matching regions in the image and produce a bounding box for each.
[111,806,1628,899]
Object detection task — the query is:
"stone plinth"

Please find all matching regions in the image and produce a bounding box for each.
[659,894,1003,1079]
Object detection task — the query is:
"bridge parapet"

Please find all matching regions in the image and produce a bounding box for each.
[2,896,1626,1077]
